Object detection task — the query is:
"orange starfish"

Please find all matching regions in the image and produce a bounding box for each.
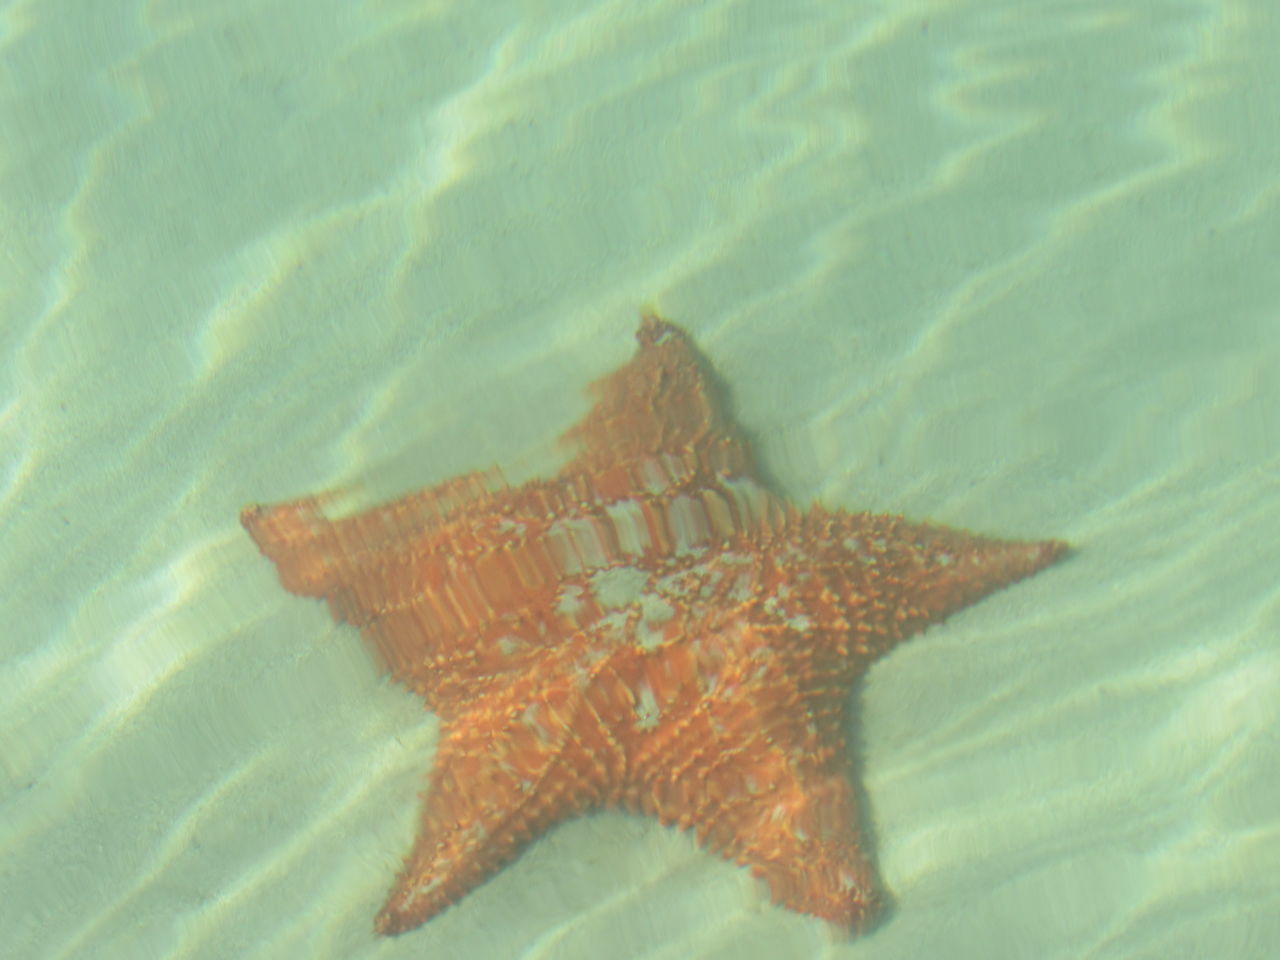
[241,315,1066,936]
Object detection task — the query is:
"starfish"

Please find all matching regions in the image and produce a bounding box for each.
[241,315,1066,936]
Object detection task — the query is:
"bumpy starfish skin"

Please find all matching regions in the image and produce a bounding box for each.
[241,316,1066,935]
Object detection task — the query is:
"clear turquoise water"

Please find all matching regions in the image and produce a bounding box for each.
[2,1,1278,958]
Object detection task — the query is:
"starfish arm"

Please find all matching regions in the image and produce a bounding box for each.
[623,672,879,929]
[375,668,621,934]
[240,496,343,598]
[240,468,515,592]
[732,770,877,929]
[243,482,591,713]
[787,508,1067,665]
[561,316,754,481]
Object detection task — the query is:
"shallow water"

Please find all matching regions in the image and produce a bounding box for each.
[2,1,1278,958]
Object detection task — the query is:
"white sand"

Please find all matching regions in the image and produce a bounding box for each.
[2,1,1278,958]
